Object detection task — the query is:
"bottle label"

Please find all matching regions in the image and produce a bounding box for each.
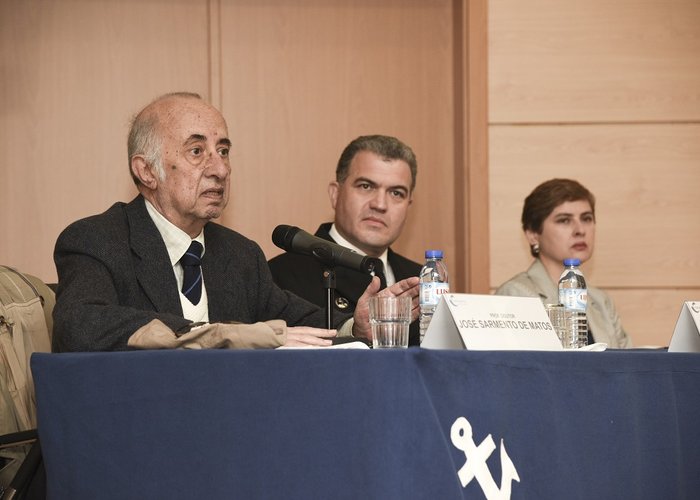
[559,288,587,312]
[420,282,450,306]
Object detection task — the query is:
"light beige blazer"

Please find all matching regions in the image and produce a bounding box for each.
[495,259,632,348]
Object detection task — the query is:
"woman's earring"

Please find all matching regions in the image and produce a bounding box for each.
[532,243,540,255]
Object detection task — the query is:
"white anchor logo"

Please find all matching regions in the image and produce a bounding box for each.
[450,416,520,500]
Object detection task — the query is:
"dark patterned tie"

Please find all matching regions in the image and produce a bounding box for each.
[181,241,203,305]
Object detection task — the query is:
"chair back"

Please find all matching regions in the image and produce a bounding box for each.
[0,265,54,490]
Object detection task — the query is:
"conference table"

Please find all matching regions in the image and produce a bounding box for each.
[31,347,700,499]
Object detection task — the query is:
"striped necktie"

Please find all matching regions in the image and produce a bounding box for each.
[181,241,203,305]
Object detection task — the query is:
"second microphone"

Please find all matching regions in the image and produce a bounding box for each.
[272,224,383,275]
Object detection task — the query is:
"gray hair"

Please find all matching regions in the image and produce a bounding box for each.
[127,92,203,185]
[336,135,417,192]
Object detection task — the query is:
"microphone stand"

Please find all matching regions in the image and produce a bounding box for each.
[322,267,336,330]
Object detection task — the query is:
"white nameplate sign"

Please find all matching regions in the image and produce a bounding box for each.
[668,301,700,352]
[421,293,563,351]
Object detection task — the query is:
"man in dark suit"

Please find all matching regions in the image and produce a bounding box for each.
[52,93,419,352]
[268,135,422,345]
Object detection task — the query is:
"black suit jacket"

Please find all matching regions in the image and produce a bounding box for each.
[268,223,422,345]
[53,196,335,352]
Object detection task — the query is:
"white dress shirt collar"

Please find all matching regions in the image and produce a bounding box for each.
[328,223,395,286]
[144,199,208,322]
[144,199,206,264]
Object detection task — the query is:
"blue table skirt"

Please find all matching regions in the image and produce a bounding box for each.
[31,348,700,499]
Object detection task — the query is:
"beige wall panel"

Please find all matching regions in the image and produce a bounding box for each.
[218,0,457,271]
[489,123,700,288]
[0,0,211,282]
[607,289,700,348]
[489,0,700,123]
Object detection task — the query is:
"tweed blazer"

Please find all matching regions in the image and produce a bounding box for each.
[495,259,632,348]
[53,195,331,352]
[268,223,422,345]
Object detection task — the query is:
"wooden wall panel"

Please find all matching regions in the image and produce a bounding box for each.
[489,0,700,123]
[489,124,700,287]
[0,0,211,282]
[489,124,700,345]
[607,289,700,348]
[218,0,458,274]
[489,0,700,347]
[458,0,490,293]
[1,0,488,294]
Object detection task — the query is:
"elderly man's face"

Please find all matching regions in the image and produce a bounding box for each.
[151,97,231,236]
[328,150,413,257]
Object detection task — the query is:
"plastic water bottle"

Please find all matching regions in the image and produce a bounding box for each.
[557,258,588,348]
[419,250,449,344]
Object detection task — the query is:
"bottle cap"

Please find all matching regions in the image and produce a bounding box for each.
[563,258,581,266]
[425,250,443,259]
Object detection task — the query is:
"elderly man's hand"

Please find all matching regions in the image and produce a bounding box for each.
[351,276,420,341]
[285,326,337,347]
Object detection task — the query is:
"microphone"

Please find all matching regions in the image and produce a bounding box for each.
[272,225,383,275]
